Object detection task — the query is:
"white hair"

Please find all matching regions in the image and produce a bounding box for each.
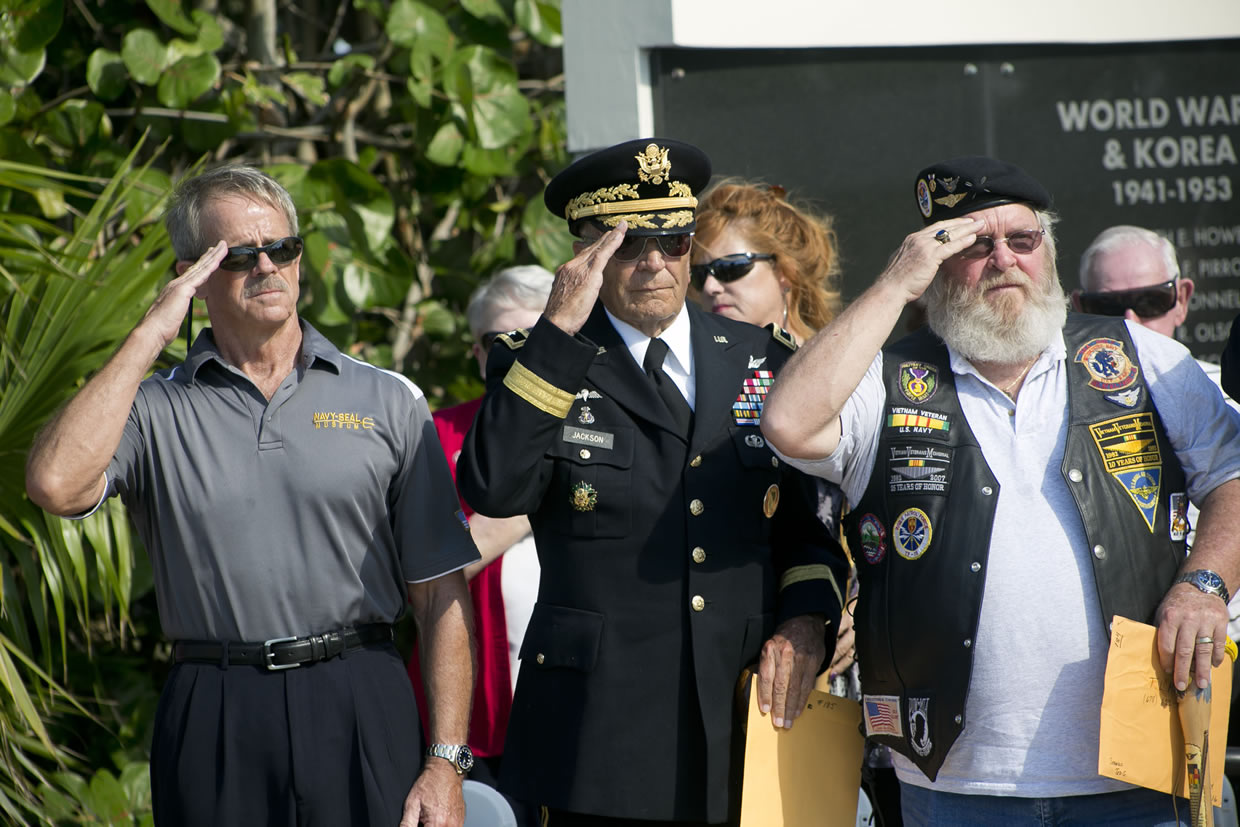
[1079,225,1179,290]
[465,265,555,336]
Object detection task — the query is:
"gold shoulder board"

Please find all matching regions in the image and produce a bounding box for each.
[769,324,797,351]
[497,328,530,350]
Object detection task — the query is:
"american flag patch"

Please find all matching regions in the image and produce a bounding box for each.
[863,694,903,737]
[732,370,774,425]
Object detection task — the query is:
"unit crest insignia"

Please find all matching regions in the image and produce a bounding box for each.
[1074,337,1139,393]
[899,361,939,403]
[893,507,933,560]
[570,481,598,512]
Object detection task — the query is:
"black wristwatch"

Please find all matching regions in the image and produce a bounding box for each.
[1174,569,1230,604]
[426,743,474,776]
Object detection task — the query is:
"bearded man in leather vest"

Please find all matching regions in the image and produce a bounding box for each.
[762,156,1240,825]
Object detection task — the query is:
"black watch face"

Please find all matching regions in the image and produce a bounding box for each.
[457,745,475,772]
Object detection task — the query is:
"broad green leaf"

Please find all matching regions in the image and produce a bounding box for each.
[341,264,375,309]
[387,0,454,61]
[473,85,531,149]
[144,0,197,36]
[460,0,508,23]
[521,194,575,271]
[406,59,432,109]
[190,10,225,52]
[327,53,374,88]
[85,769,128,822]
[419,300,457,337]
[121,29,167,86]
[307,159,394,254]
[3,0,63,52]
[425,121,463,166]
[445,46,531,149]
[516,0,563,47]
[282,71,328,106]
[0,39,43,86]
[86,49,128,101]
[462,144,518,177]
[0,89,13,126]
[157,53,219,108]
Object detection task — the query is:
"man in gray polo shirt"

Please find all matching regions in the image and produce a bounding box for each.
[25,165,479,827]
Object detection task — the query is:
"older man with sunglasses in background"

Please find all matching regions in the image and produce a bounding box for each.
[762,156,1240,825]
[25,165,479,827]
[456,138,848,826]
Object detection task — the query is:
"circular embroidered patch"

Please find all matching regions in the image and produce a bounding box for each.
[1073,337,1139,392]
[894,507,933,560]
[858,514,887,564]
[917,178,933,218]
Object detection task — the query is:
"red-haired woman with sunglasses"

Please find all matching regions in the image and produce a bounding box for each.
[691,179,842,345]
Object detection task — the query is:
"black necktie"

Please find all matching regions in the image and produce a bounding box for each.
[643,337,692,436]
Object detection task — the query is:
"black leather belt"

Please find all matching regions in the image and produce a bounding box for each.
[173,623,393,670]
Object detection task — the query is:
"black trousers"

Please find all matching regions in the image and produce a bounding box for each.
[151,643,421,827]
[544,809,720,826]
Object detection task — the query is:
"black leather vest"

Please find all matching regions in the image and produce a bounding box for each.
[844,315,1187,780]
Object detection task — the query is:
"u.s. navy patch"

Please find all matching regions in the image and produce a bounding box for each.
[1074,337,1139,392]
[887,445,952,496]
[864,694,903,737]
[898,362,939,404]
[858,514,888,564]
[909,697,933,757]
[1105,387,1142,409]
[894,507,933,560]
[1089,413,1162,532]
[1169,492,1189,542]
[732,370,773,425]
[886,407,950,438]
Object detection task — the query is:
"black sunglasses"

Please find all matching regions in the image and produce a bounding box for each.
[1078,278,1179,319]
[611,232,694,263]
[957,229,1045,260]
[690,253,776,289]
[219,236,304,271]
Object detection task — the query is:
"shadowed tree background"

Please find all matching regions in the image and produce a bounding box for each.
[0,0,570,821]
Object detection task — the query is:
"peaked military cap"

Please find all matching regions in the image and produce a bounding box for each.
[545,138,712,237]
[914,156,1051,224]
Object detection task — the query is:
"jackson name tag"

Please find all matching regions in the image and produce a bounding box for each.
[562,426,615,450]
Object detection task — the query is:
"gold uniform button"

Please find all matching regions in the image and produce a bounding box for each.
[536,653,545,664]
[689,498,705,516]
[579,448,591,459]
[690,455,702,468]
[692,547,706,564]
[770,456,779,468]
[691,595,706,612]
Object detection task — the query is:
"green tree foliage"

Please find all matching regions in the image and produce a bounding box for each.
[0,0,572,821]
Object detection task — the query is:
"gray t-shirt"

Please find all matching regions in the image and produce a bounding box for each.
[86,322,478,641]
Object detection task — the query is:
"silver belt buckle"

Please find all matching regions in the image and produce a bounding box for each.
[263,636,300,670]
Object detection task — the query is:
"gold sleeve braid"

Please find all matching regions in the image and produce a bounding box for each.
[503,360,575,418]
[779,564,843,609]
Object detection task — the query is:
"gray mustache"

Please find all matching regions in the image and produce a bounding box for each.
[243,278,287,297]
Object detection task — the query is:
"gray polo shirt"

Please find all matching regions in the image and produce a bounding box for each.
[85,322,479,642]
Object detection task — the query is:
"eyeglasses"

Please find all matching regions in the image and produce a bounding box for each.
[690,253,776,290]
[611,232,694,263]
[478,330,503,351]
[957,229,1045,260]
[1077,278,1179,319]
[219,236,304,271]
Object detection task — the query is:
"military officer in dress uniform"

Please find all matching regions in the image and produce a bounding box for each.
[456,138,848,826]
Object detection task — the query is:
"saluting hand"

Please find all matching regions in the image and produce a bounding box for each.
[138,240,228,351]
[757,613,828,730]
[875,217,985,305]
[543,221,627,336]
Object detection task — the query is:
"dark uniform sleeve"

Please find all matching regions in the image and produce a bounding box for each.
[1222,312,1240,401]
[457,316,597,517]
[769,463,848,631]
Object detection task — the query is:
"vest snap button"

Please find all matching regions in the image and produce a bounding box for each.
[1069,468,1083,483]
[981,486,993,496]
[955,714,963,725]
[970,562,981,572]
[963,638,972,648]
[1093,544,1107,560]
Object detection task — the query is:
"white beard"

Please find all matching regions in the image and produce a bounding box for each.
[923,264,1068,364]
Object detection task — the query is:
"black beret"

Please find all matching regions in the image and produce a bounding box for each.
[914,156,1051,224]
[545,138,712,237]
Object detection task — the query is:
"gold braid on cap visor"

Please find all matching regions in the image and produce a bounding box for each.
[565,181,697,222]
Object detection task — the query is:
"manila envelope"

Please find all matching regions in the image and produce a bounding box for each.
[739,673,864,827]
[1098,615,1234,806]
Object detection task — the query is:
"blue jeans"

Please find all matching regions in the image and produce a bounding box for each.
[899,783,1201,826]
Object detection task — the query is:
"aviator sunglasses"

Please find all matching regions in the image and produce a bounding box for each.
[611,232,694,263]
[219,236,304,271]
[690,252,776,290]
[956,229,1045,260]
[1077,278,1179,319]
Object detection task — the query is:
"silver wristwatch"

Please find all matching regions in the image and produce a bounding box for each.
[426,743,475,776]
[1173,569,1230,604]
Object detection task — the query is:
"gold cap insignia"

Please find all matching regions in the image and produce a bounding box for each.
[635,143,672,184]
